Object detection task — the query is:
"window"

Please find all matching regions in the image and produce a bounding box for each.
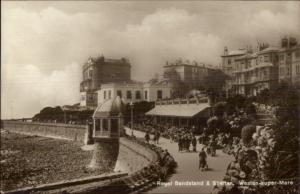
[81,95,86,101]
[84,71,88,80]
[104,90,106,99]
[264,70,267,76]
[144,90,148,100]
[95,119,100,131]
[89,69,93,78]
[264,55,269,62]
[117,90,122,98]
[126,91,132,99]
[88,94,94,101]
[279,54,284,61]
[135,91,141,99]
[296,64,300,75]
[280,67,285,76]
[228,59,231,65]
[102,119,109,131]
[286,67,290,75]
[295,51,300,58]
[247,61,251,68]
[108,90,111,99]
[157,90,163,99]
[260,56,264,62]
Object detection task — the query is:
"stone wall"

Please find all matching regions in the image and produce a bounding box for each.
[115,137,157,173]
[1,121,86,143]
[1,121,156,174]
[1,121,162,194]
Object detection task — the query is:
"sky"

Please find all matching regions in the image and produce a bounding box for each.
[1,1,300,119]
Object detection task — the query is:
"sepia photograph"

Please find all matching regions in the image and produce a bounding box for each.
[1,1,300,193]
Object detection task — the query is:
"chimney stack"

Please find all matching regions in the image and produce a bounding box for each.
[224,46,228,56]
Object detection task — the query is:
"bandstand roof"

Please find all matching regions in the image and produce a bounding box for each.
[93,96,125,118]
[146,103,211,118]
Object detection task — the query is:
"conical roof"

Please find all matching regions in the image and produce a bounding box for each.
[93,96,125,118]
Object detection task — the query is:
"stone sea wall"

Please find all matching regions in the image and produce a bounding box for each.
[1,121,157,174]
[1,120,169,194]
[1,121,86,143]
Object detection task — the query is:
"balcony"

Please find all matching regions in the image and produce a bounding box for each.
[233,76,272,86]
[80,79,95,92]
[232,80,246,85]
[249,76,271,84]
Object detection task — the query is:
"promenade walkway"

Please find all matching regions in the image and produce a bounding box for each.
[125,128,233,194]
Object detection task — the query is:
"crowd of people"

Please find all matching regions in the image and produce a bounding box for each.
[126,106,299,193]
[138,123,201,153]
[253,102,277,115]
[133,122,229,173]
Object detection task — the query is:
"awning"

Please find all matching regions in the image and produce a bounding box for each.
[146,103,211,118]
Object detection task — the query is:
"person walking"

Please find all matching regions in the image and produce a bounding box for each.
[145,131,150,143]
[156,131,161,144]
[199,148,207,171]
[192,136,197,152]
[210,138,217,157]
[153,132,157,144]
[178,137,182,152]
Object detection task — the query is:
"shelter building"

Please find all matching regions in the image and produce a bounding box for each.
[146,97,212,131]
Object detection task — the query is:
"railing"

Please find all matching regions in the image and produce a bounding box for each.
[156,97,208,106]
[94,131,119,138]
[233,76,272,85]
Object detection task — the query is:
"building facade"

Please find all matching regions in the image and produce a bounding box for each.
[291,45,300,85]
[97,82,144,105]
[164,60,221,85]
[80,55,131,107]
[163,60,225,96]
[96,81,172,105]
[221,48,248,95]
[222,37,300,96]
[277,37,300,85]
[232,48,279,96]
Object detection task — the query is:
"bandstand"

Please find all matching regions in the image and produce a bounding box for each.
[89,96,125,170]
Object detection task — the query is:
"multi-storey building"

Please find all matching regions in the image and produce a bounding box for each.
[163,60,224,95]
[291,45,300,85]
[80,55,131,107]
[221,47,247,76]
[232,47,279,96]
[221,48,247,95]
[277,37,300,85]
[222,37,300,96]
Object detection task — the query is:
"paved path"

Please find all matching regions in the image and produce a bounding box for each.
[125,128,233,194]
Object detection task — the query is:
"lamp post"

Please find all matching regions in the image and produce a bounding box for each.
[64,110,66,124]
[130,101,134,136]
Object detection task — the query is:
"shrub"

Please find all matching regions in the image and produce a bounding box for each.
[245,103,256,116]
[213,102,226,118]
[241,125,256,145]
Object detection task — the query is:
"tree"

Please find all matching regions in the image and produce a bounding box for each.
[213,102,226,118]
[245,103,256,117]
